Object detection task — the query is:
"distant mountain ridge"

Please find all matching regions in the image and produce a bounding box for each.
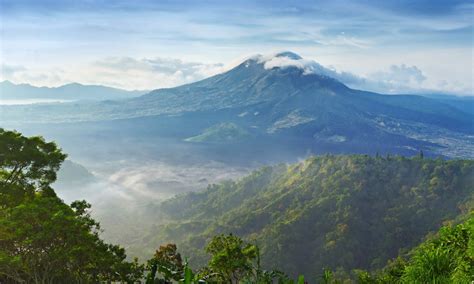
[1,52,473,158]
[0,80,147,101]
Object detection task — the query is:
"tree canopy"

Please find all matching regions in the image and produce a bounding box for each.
[0,129,143,283]
[0,128,66,208]
[139,155,474,278]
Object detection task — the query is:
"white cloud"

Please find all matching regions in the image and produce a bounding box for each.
[1,64,26,77]
[86,57,225,90]
[256,52,328,75]
[253,52,472,95]
[317,34,372,49]
[0,57,225,90]
[371,64,426,85]
[264,57,322,75]
[0,64,65,86]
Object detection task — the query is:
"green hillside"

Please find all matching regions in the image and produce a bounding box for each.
[137,155,474,278]
[2,129,473,283]
[184,122,250,143]
[344,214,474,283]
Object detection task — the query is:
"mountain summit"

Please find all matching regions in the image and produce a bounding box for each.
[274,51,303,59]
[247,51,327,75]
[136,51,349,111]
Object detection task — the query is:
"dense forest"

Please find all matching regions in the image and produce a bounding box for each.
[359,215,474,283]
[137,154,474,278]
[0,129,472,283]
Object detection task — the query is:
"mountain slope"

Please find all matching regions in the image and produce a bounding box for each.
[0,80,147,101]
[184,122,250,143]
[133,155,474,278]
[1,52,472,158]
[55,160,96,186]
[377,215,474,283]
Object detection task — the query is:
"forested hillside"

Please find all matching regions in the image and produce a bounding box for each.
[360,215,474,283]
[1,129,472,283]
[138,155,474,278]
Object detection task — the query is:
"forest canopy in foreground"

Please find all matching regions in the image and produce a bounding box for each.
[0,128,472,283]
[138,154,474,278]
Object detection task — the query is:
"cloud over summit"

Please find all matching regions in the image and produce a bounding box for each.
[249,52,441,95]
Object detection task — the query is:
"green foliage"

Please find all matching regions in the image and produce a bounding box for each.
[0,129,143,283]
[146,218,474,283]
[205,233,258,283]
[399,215,474,283]
[184,122,250,143]
[146,235,306,284]
[183,262,194,284]
[326,215,474,283]
[2,128,473,283]
[146,243,184,283]
[321,269,334,284]
[0,128,67,208]
[353,269,376,283]
[143,155,474,278]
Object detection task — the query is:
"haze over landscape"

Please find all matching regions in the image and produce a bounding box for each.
[0,0,473,283]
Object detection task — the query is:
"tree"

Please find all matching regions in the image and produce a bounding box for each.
[400,216,473,283]
[0,128,66,208]
[0,194,144,282]
[346,215,474,283]
[146,243,184,283]
[205,233,258,283]
[0,129,143,283]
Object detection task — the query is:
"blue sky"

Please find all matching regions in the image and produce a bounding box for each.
[0,0,472,94]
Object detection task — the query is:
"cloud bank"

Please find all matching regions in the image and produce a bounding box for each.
[254,52,470,95]
[1,57,225,90]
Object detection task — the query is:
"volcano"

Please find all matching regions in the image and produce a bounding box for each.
[2,52,473,158]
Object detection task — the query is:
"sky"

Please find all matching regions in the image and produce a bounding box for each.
[0,0,472,95]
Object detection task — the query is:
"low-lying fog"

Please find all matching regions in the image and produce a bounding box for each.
[3,119,288,249]
[55,159,250,204]
[0,99,75,105]
[53,156,251,245]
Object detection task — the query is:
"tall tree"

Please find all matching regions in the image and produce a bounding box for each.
[0,128,66,208]
[0,129,143,283]
[146,243,184,283]
[205,234,258,283]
